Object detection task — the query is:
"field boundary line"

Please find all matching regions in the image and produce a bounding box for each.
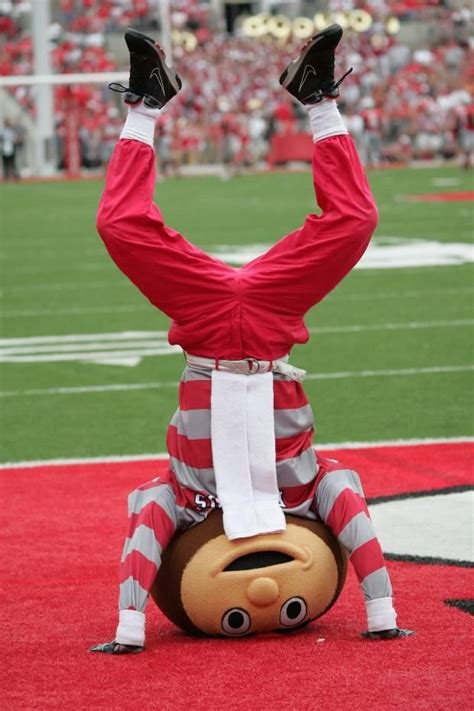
[308,319,473,335]
[1,437,472,470]
[1,364,472,398]
[3,283,473,298]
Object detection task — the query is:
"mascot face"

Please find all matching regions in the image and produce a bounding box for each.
[152,512,346,637]
[182,525,338,635]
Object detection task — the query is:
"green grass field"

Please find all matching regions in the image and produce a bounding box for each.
[1,165,473,462]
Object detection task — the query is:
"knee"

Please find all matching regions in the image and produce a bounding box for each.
[96,204,114,243]
[365,200,379,235]
[351,200,378,245]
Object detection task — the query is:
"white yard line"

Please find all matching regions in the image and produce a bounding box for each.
[308,319,473,335]
[1,436,472,470]
[326,287,474,302]
[1,305,147,317]
[2,282,473,299]
[304,365,474,380]
[1,364,472,399]
[0,348,179,363]
[0,331,169,346]
[0,280,118,294]
[8,262,110,276]
[0,382,179,397]
[1,323,471,366]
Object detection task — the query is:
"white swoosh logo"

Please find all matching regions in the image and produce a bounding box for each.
[150,67,165,93]
[298,64,317,93]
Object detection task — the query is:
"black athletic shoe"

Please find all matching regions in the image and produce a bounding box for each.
[362,628,415,641]
[90,641,144,655]
[279,24,352,105]
[109,28,182,109]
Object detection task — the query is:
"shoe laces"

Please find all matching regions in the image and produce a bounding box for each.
[334,66,353,88]
[108,61,147,97]
[108,82,127,94]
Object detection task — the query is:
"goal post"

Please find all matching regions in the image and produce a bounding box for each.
[0,71,129,178]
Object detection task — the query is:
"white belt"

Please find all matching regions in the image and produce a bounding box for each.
[185,353,306,382]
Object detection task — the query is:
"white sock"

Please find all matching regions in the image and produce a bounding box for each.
[120,102,162,147]
[365,597,397,632]
[115,609,145,646]
[307,99,348,143]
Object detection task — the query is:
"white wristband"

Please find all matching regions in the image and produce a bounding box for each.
[115,609,145,646]
[365,597,397,632]
[307,99,348,143]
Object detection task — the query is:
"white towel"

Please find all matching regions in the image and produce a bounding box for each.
[210,369,286,540]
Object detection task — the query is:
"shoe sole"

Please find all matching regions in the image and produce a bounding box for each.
[124,27,182,97]
[279,23,343,88]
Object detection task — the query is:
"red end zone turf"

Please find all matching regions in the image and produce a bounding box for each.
[406,191,474,202]
[2,442,473,710]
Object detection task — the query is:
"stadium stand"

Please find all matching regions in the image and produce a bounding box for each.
[0,0,472,172]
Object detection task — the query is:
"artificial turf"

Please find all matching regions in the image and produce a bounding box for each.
[2,442,473,710]
[1,165,473,462]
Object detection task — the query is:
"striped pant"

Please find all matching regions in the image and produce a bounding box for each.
[118,367,392,614]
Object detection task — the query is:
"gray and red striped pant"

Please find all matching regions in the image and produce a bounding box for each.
[118,366,392,613]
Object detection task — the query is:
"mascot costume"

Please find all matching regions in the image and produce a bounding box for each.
[91,25,413,654]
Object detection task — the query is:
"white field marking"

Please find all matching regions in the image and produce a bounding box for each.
[2,285,473,306]
[0,280,124,295]
[1,436,472,470]
[2,284,474,302]
[304,365,474,380]
[0,331,180,366]
[1,364,472,399]
[2,321,472,367]
[0,382,179,397]
[211,238,474,268]
[3,241,473,293]
[370,491,473,562]
[3,238,473,281]
[1,313,472,351]
[431,177,461,187]
[9,262,110,276]
[308,319,474,335]
[1,304,148,318]
[0,331,168,346]
[326,286,474,302]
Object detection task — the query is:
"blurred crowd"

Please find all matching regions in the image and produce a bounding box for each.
[0,0,473,176]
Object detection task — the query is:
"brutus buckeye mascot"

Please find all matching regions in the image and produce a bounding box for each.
[91,25,413,654]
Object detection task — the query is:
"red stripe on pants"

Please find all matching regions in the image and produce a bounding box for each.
[350,537,386,582]
[326,489,370,536]
[119,550,158,592]
[127,501,176,544]
[167,423,314,469]
[178,378,309,411]
[167,425,213,469]
[179,379,211,410]
[276,430,314,461]
[273,380,309,409]
[281,478,318,509]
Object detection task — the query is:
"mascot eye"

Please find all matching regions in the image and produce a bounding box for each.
[221,608,252,636]
[280,597,307,627]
